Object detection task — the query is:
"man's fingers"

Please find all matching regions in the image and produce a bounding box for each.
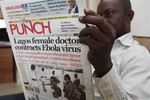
[79,26,109,43]
[79,15,102,24]
[79,36,103,50]
[84,8,99,16]
[79,15,116,39]
[78,8,100,24]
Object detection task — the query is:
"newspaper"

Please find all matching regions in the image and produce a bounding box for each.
[1,0,94,100]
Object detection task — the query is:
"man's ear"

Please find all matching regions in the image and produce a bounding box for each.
[126,9,134,22]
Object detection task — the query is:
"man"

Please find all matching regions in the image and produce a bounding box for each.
[52,70,60,83]
[78,0,150,99]
[68,0,78,14]
[73,73,80,91]
[30,64,40,93]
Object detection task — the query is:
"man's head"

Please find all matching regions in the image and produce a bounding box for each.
[74,73,78,78]
[31,64,36,71]
[68,0,77,9]
[64,74,71,81]
[42,68,44,72]
[97,0,134,38]
[52,70,55,75]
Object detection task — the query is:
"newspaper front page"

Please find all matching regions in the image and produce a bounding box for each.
[1,0,94,100]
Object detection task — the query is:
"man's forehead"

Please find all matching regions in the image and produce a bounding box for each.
[100,0,122,5]
[98,0,123,9]
[97,0,124,13]
[68,0,76,2]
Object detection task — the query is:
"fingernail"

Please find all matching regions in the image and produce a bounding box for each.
[84,8,90,12]
[79,16,83,21]
[77,33,81,37]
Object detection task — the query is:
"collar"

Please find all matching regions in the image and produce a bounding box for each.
[71,5,77,11]
[115,32,138,47]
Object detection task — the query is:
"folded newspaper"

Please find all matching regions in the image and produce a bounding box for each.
[1,0,94,100]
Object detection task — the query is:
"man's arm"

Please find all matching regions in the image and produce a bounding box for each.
[78,8,150,100]
[78,8,116,78]
[95,46,150,100]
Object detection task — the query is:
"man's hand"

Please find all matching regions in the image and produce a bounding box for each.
[78,8,116,78]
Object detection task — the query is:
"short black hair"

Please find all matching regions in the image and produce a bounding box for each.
[74,73,78,78]
[42,68,44,71]
[121,0,132,11]
[31,64,36,71]
[64,74,71,81]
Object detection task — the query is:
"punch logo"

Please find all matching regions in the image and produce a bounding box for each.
[9,20,52,35]
[6,5,21,10]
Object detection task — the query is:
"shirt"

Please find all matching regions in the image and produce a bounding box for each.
[94,32,150,100]
[68,6,78,14]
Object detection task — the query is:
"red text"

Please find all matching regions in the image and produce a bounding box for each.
[10,21,51,35]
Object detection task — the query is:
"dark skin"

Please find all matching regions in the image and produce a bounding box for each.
[78,0,134,78]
